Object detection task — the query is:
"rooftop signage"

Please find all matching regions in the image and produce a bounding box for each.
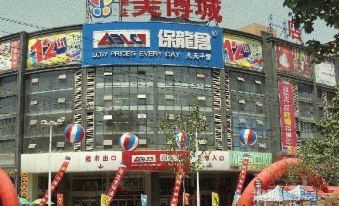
[86,0,222,23]
[83,22,224,69]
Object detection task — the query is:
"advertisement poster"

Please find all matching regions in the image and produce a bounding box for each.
[27,31,81,68]
[315,62,336,86]
[82,22,224,69]
[279,80,297,154]
[223,35,263,71]
[0,39,20,72]
[275,44,312,79]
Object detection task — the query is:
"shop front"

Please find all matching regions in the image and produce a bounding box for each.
[21,150,272,206]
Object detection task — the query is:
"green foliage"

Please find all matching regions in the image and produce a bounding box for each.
[158,104,210,172]
[283,0,338,60]
[287,87,339,186]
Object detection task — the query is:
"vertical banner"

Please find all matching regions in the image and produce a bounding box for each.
[106,164,127,204]
[169,169,185,206]
[211,192,219,206]
[20,172,29,198]
[100,194,110,206]
[57,193,64,206]
[141,194,147,206]
[39,156,71,206]
[231,157,249,206]
[279,80,297,154]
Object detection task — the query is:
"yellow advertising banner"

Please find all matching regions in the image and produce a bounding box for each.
[27,31,81,68]
[212,192,219,206]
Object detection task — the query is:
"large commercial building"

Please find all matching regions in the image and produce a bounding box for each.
[0,20,338,206]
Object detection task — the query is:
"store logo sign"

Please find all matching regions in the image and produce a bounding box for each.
[158,29,212,51]
[94,30,150,48]
[132,155,156,163]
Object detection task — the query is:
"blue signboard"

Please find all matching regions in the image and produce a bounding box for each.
[82,22,224,69]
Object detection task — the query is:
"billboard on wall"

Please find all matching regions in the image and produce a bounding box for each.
[275,44,312,79]
[0,39,20,73]
[279,80,297,154]
[82,22,224,69]
[315,62,336,86]
[223,35,263,71]
[27,31,81,68]
[229,151,272,170]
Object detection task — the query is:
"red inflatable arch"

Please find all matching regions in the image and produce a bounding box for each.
[0,169,19,206]
[237,158,330,206]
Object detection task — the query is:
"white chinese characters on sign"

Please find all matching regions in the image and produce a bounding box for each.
[158,30,211,51]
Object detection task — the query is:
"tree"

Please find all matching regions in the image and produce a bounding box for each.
[158,104,209,172]
[286,87,339,187]
[283,0,338,60]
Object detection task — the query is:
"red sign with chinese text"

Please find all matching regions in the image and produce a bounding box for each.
[88,0,222,23]
[288,20,302,41]
[122,150,189,171]
[279,80,297,154]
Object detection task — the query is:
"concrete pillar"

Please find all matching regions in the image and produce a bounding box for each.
[261,32,281,160]
[15,31,28,193]
[149,172,160,206]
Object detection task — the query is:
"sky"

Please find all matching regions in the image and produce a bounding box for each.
[0,0,337,43]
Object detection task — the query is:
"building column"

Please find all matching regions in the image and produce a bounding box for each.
[15,31,28,194]
[261,32,281,160]
[145,172,160,206]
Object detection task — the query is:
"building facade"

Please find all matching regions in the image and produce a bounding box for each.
[0,21,338,206]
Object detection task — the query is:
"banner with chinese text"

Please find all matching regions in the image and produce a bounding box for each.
[279,80,297,154]
[82,22,224,69]
[223,35,263,71]
[231,157,249,206]
[86,0,222,23]
[0,39,20,73]
[39,156,71,206]
[229,151,272,170]
[27,31,81,68]
[275,44,312,79]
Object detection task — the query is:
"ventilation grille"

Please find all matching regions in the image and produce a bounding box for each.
[85,69,95,151]
[212,70,223,150]
[225,71,232,150]
[73,70,82,151]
